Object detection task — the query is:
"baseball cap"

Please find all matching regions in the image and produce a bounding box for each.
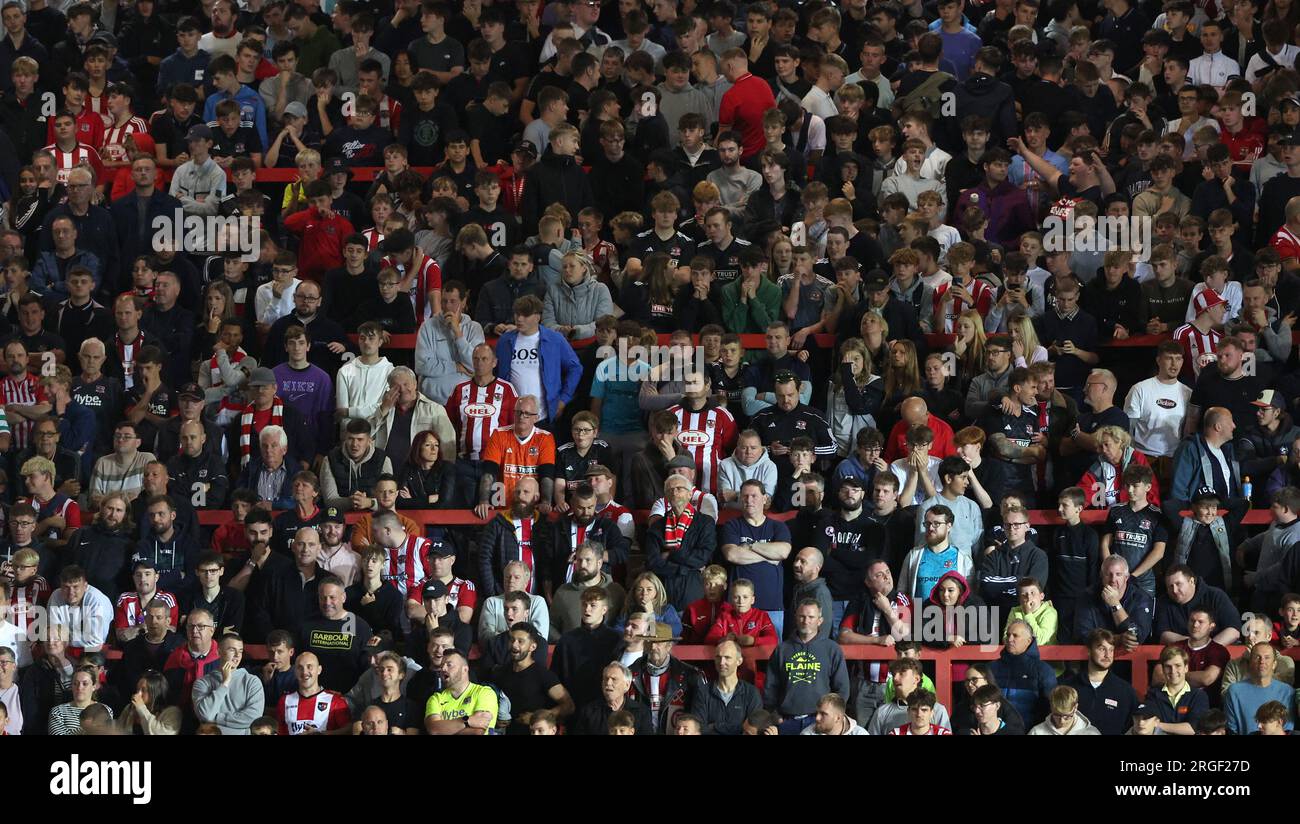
[325,157,353,179]
[1252,389,1287,410]
[1282,96,1300,109]
[839,476,865,489]
[1280,126,1300,147]
[321,506,346,524]
[178,382,204,401]
[427,541,456,557]
[422,579,448,601]
[89,30,118,47]
[186,124,214,142]
[131,557,157,571]
[1191,487,1220,505]
[1132,703,1157,720]
[512,138,539,158]
[863,269,890,292]
[246,367,278,387]
[284,101,309,120]
[667,454,697,471]
[1192,288,1226,316]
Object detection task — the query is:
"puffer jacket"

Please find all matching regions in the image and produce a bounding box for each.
[520,149,594,235]
[319,443,392,510]
[476,510,554,597]
[987,637,1058,728]
[1236,415,1300,492]
[542,268,614,340]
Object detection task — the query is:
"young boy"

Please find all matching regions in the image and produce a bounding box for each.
[397,72,452,167]
[203,55,270,149]
[255,251,302,331]
[282,148,323,215]
[778,246,835,348]
[773,436,818,511]
[169,124,226,216]
[887,690,951,735]
[282,179,356,282]
[462,171,520,252]
[347,266,417,333]
[917,189,960,260]
[324,95,389,166]
[707,330,748,425]
[1254,701,1290,735]
[798,182,831,257]
[210,98,265,168]
[891,424,942,507]
[930,242,992,334]
[1276,593,1300,648]
[47,72,104,150]
[1185,254,1242,324]
[672,112,721,190]
[1005,576,1059,648]
[101,83,149,173]
[1049,487,1100,639]
[1101,463,1167,597]
[704,578,779,647]
[464,81,513,170]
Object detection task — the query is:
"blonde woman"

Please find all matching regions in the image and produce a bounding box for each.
[1078,425,1161,509]
[953,308,987,387]
[613,571,683,637]
[1010,312,1049,367]
[859,310,890,375]
[543,249,614,340]
[829,338,884,456]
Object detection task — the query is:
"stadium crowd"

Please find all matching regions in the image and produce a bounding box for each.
[1,0,1300,737]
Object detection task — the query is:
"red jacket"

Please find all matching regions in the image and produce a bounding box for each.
[681,597,724,642]
[704,603,778,646]
[283,207,355,283]
[884,413,956,462]
[162,640,220,709]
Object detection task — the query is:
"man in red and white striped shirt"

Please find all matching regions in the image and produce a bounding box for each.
[446,344,518,461]
[113,561,179,643]
[931,263,995,334]
[277,651,351,734]
[100,84,150,171]
[669,373,738,495]
[43,111,106,186]
[1173,288,1227,381]
[0,341,50,451]
[1271,195,1300,269]
[370,510,431,603]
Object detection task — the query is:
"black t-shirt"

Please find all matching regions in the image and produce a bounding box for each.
[488,42,531,86]
[705,237,753,286]
[210,125,264,158]
[297,615,374,693]
[985,403,1042,495]
[373,695,422,732]
[1105,504,1167,594]
[325,124,391,166]
[401,102,460,167]
[1189,370,1265,435]
[125,383,174,452]
[491,660,561,733]
[815,508,886,600]
[464,205,522,251]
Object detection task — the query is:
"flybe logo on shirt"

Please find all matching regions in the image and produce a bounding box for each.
[786,651,822,684]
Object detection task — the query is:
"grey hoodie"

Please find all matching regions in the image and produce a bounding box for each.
[657,82,713,147]
[169,156,227,216]
[415,311,485,404]
[543,270,614,339]
[764,635,850,717]
[1028,710,1101,735]
[788,577,834,641]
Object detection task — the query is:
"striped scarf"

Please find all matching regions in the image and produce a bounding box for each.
[239,398,284,467]
[663,503,695,551]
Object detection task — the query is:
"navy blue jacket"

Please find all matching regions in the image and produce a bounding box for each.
[1062,669,1139,736]
[988,638,1057,727]
[1074,583,1155,644]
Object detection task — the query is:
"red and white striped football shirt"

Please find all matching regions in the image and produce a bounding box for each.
[511,517,537,592]
[384,534,431,599]
[361,227,384,251]
[1172,322,1223,379]
[101,116,150,164]
[1271,225,1300,261]
[0,374,46,449]
[446,378,517,460]
[380,253,443,319]
[669,403,738,495]
[932,278,996,334]
[8,575,48,666]
[44,142,106,185]
[376,95,402,133]
[278,689,350,734]
[113,589,179,629]
[446,576,477,611]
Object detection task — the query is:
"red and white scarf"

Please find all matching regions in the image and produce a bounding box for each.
[212,348,249,415]
[663,503,695,551]
[239,397,284,467]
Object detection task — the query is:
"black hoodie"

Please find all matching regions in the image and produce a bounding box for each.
[520,148,595,235]
[947,73,1017,154]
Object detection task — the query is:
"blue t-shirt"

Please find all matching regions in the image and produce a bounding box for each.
[937,29,982,80]
[915,546,960,601]
[591,357,648,434]
[719,516,792,612]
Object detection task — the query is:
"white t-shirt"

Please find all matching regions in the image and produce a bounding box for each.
[510,331,544,409]
[1186,281,1242,323]
[1207,442,1232,495]
[921,269,953,294]
[890,456,943,507]
[1124,376,1192,458]
[800,85,839,119]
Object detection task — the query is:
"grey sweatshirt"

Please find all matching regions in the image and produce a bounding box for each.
[192,668,266,735]
[763,636,849,717]
[788,577,833,641]
[543,271,614,339]
[170,156,227,216]
[657,83,713,147]
[414,312,485,404]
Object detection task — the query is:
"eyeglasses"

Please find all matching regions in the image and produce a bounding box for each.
[923,520,949,529]
[573,427,595,434]
[11,521,36,528]
[298,295,322,303]
[189,624,215,632]
[518,410,539,418]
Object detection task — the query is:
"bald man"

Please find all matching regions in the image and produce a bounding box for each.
[275,650,352,735]
[1164,405,1251,548]
[882,397,956,462]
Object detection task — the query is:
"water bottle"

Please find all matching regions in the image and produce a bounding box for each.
[1242,476,1253,502]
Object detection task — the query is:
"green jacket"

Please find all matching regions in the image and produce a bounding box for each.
[721,277,781,334]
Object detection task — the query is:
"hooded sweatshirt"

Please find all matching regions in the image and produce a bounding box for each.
[335,356,395,424]
[657,83,712,148]
[1237,415,1300,486]
[988,637,1058,727]
[922,570,983,650]
[1028,710,1101,735]
[542,269,614,340]
[520,149,595,235]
